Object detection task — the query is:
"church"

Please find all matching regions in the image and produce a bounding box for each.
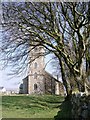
[19,46,64,95]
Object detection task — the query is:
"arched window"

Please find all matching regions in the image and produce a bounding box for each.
[34,47,37,52]
[34,84,38,90]
[34,62,37,69]
[34,72,37,79]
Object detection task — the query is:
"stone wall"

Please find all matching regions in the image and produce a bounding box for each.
[71,93,90,119]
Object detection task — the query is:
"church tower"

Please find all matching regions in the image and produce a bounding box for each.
[28,46,45,94]
[21,45,64,95]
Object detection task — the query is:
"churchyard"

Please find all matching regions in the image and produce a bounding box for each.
[2,95,65,118]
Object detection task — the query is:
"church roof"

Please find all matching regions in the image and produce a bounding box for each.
[22,70,62,84]
[44,70,62,83]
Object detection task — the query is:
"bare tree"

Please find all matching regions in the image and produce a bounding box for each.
[1,2,90,97]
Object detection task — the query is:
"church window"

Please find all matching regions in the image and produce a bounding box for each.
[34,84,38,90]
[34,47,37,52]
[34,62,37,69]
[34,72,37,79]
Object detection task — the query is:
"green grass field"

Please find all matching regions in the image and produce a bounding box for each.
[2,95,64,118]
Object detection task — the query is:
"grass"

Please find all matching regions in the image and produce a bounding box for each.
[2,95,64,118]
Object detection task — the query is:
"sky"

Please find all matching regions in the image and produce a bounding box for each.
[0,4,22,91]
[0,3,61,91]
[0,21,59,91]
[0,68,26,90]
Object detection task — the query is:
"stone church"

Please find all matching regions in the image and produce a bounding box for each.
[19,46,64,95]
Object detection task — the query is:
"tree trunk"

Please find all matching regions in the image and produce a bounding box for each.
[75,75,85,92]
[59,58,72,98]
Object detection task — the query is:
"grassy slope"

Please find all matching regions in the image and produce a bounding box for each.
[2,95,64,118]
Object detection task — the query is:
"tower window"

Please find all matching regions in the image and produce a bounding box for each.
[34,47,37,52]
[34,72,37,79]
[34,62,37,69]
[34,84,38,90]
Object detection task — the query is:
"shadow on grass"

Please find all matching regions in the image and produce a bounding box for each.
[54,99,72,120]
[2,95,65,119]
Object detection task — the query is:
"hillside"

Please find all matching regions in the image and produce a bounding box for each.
[2,95,64,118]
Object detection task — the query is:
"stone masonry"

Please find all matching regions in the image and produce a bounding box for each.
[71,93,90,119]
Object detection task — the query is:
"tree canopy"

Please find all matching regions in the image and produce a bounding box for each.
[1,2,90,96]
